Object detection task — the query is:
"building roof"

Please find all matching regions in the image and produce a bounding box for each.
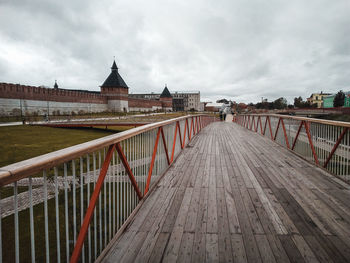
[160,85,172,98]
[205,102,224,108]
[101,60,128,88]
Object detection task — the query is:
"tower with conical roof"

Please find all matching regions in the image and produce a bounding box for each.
[160,84,173,111]
[101,60,129,112]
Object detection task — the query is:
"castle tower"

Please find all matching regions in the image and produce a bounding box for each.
[160,84,173,111]
[100,60,129,112]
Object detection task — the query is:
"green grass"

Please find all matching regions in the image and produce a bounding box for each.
[0,126,119,167]
[1,181,140,263]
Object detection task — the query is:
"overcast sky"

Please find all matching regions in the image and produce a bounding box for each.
[1,0,349,104]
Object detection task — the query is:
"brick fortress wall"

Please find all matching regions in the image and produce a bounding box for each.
[0,83,170,115]
[0,83,106,104]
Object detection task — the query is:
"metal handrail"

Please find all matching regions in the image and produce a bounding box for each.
[0,114,216,263]
[0,114,209,186]
[235,114,350,183]
[240,113,350,128]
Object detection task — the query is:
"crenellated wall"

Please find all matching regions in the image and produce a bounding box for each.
[0,82,171,116]
[0,83,106,104]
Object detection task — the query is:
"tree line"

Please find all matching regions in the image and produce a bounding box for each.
[248,90,346,110]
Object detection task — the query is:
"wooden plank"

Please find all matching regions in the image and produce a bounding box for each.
[230,234,248,263]
[231,179,262,263]
[148,232,170,263]
[278,235,305,263]
[184,186,201,232]
[134,188,176,262]
[191,187,208,262]
[162,226,184,262]
[290,234,319,263]
[262,188,300,235]
[103,230,136,261]
[216,187,234,263]
[206,233,219,263]
[255,234,276,263]
[326,235,350,261]
[119,231,148,262]
[174,188,193,228]
[161,187,187,233]
[177,232,194,263]
[303,235,334,263]
[240,186,265,234]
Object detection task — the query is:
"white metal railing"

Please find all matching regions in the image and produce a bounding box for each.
[236,114,350,182]
[0,114,216,263]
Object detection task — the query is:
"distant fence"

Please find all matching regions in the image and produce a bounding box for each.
[235,114,350,182]
[0,114,216,263]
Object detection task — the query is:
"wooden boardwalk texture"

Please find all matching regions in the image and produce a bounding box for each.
[101,122,350,262]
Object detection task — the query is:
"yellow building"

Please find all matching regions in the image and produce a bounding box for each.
[307,92,331,108]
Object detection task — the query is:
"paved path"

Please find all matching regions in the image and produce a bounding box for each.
[101,121,350,262]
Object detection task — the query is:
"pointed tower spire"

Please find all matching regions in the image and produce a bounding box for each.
[101,60,128,88]
[111,60,118,72]
[160,84,172,98]
[54,80,58,89]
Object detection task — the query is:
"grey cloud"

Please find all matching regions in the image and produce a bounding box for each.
[0,0,349,103]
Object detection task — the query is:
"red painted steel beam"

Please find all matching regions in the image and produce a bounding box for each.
[273,118,281,141]
[189,117,193,140]
[280,119,290,149]
[263,117,267,135]
[324,127,348,168]
[267,116,273,139]
[304,122,319,165]
[160,127,170,165]
[182,120,188,149]
[255,117,259,132]
[144,127,162,195]
[177,121,183,148]
[70,143,116,263]
[259,117,263,134]
[170,122,178,163]
[115,143,143,199]
[291,121,304,150]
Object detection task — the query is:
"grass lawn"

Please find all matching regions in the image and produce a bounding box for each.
[0,126,120,167]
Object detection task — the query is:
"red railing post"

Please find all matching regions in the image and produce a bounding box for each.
[144,127,162,195]
[189,117,193,140]
[70,144,116,263]
[304,121,319,165]
[115,143,143,199]
[273,118,281,141]
[160,127,170,165]
[324,127,348,168]
[170,122,179,163]
[182,119,188,149]
[291,121,304,150]
[280,118,290,149]
[177,121,183,148]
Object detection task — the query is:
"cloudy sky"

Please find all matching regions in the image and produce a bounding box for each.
[1,0,349,104]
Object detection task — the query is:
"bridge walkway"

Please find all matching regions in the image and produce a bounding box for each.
[101,122,350,262]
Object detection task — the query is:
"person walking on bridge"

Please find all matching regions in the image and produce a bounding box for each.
[223,105,231,121]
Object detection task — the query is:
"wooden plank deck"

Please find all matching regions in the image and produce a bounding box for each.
[101,122,350,263]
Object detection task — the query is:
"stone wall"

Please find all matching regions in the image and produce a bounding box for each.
[0,82,171,116]
[0,98,108,116]
[128,97,162,112]
[0,83,106,104]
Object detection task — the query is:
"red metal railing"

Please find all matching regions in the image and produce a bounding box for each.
[235,114,350,182]
[0,114,216,263]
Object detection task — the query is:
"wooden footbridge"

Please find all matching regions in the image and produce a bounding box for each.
[0,114,350,262]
